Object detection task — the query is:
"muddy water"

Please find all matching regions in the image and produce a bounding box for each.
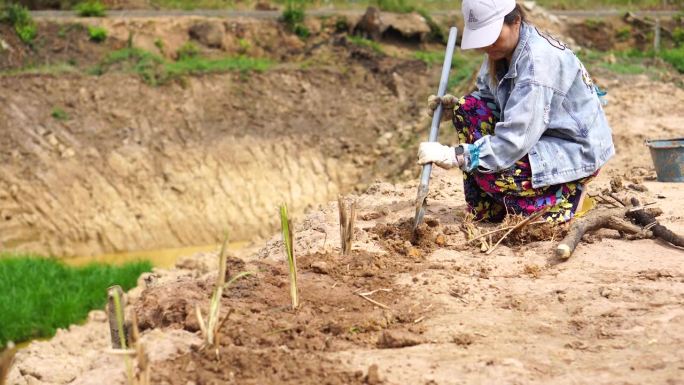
[62,242,249,268]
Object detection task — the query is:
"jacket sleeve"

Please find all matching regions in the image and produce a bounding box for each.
[462,81,555,173]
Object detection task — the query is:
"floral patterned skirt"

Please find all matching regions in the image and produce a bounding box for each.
[453,94,595,223]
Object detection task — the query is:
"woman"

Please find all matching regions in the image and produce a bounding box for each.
[417,0,614,222]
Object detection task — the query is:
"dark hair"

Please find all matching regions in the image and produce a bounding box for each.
[504,3,526,25]
[488,3,527,83]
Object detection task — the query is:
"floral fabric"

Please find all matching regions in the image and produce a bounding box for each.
[453,94,595,223]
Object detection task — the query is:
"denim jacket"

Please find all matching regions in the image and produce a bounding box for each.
[461,23,615,188]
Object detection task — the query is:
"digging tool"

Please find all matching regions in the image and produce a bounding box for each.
[412,27,459,240]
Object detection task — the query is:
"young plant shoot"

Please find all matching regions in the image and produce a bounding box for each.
[280,204,299,310]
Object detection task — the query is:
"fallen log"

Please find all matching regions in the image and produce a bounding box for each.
[627,198,684,248]
[556,207,653,259]
[555,203,665,259]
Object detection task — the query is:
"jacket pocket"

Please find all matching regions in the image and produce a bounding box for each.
[562,97,600,138]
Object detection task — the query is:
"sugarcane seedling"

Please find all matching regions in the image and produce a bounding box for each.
[338,195,357,256]
[1,342,17,385]
[107,285,130,349]
[280,204,299,310]
[195,233,255,359]
[129,313,150,385]
[111,285,135,384]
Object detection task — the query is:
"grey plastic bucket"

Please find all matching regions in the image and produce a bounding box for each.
[645,138,684,183]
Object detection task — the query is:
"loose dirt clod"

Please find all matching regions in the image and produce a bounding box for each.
[372,218,436,254]
[365,364,382,385]
[376,330,423,349]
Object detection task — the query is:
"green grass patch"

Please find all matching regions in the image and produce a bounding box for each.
[413,50,481,91]
[673,27,684,47]
[448,54,482,91]
[661,46,684,72]
[600,61,646,74]
[535,0,680,10]
[577,47,684,78]
[348,35,384,54]
[373,0,415,13]
[92,47,166,84]
[165,55,273,76]
[176,41,200,60]
[281,0,310,39]
[1,3,37,44]
[87,25,107,42]
[0,254,151,348]
[74,1,106,17]
[93,47,274,85]
[51,107,69,120]
[0,62,78,77]
[139,0,682,11]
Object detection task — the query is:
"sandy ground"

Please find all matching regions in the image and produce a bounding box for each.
[7,74,684,384]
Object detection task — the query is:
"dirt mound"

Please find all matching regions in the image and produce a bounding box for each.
[134,221,446,384]
[157,347,366,385]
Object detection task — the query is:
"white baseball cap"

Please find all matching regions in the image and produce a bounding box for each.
[461,0,517,50]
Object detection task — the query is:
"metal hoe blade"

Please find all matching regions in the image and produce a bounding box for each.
[412,27,459,240]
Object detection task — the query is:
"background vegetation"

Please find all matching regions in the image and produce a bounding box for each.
[1,0,681,10]
[0,254,152,349]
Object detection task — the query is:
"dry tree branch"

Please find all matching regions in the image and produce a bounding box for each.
[627,198,684,248]
[555,205,665,259]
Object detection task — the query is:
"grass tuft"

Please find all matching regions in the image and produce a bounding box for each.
[281,0,310,39]
[93,47,273,85]
[2,3,37,44]
[373,0,415,13]
[51,107,69,120]
[165,55,273,76]
[87,25,107,42]
[176,41,200,60]
[0,254,152,349]
[74,1,106,17]
[413,50,481,92]
[661,46,684,73]
[348,35,384,54]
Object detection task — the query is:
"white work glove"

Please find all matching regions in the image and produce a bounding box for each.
[427,94,458,122]
[417,142,464,170]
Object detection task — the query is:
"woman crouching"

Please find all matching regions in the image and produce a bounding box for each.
[418,0,615,223]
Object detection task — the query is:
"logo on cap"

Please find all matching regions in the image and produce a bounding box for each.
[468,10,479,23]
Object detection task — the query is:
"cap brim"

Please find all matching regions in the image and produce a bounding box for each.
[461,18,505,50]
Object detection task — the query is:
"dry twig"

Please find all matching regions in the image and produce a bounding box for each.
[356,292,390,309]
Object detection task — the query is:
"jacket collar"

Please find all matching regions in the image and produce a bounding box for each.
[502,22,532,80]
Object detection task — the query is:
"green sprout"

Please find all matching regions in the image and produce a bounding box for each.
[195,234,254,359]
[280,204,299,310]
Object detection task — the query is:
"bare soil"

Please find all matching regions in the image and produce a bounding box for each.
[5,6,684,385]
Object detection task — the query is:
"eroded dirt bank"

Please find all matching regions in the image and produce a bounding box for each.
[0,27,430,256]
